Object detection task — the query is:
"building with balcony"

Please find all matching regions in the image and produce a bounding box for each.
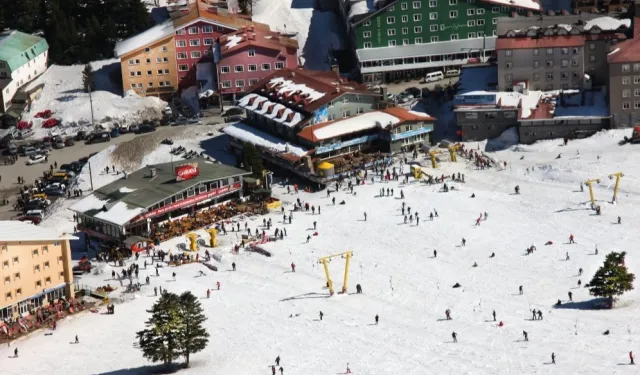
[0,221,77,320]
[495,14,630,91]
[0,30,48,113]
[337,0,542,83]
[214,27,299,97]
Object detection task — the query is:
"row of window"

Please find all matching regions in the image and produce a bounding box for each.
[4,275,61,300]
[621,63,640,73]
[176,25,224,35]
[382,6,501,24]
[505,58,583,69]
[130,81,172,89]
[176,38,214,48]
[505,72,582,82]
[176,50,211,59]
[221,79,256,89]
[621,101,640,110]
[364,31,489,48]
[621,89,640,98]
[143,46,169,53]
[128,57,171,65]
[129,69,171,77]
[220,62,284,74]
[144,177,241,212]
[621,76,640,85]
[505,47,581,57]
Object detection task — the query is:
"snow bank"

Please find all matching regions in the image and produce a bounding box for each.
[584,16,631,31]
[485,126,520,152]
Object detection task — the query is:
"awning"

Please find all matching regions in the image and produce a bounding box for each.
[356,37,497,62]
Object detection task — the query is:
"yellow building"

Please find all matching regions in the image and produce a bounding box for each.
[0,221,77,320]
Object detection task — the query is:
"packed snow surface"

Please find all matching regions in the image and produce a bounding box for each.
[313,111,400,140]
[13,129,640,374]
[584,16,631,31]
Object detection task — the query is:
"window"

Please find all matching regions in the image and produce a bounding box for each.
[478,19,485,26]
[388,29,396,36]
[546,60,553,67]
[492,6,499,12]
[248,64,257,71]
[561,72,569,80]
[220,66,230,73]
[623,89,631,98]
[623,102,630,109]
[176,29,185,35]
[33,249,38,256]
[589,43,595,50]
[178,64,188,71]
[635,102,640,109]
[387,16,395,24]
[189,39,200,47]
[3,277,9,285]
[203,25,213,33]
[364,42,372,48]
[145,58,151,64]
[191,51,201,58]
[221,80,231,89]
[449,10,458,18]
[249,78,259,86]
[450,34,458,40]
[176,40,186,47]
[5,292,10,300]
[574,72,580,79]
[177,52,187,59]
[414,26,422,34]
[12,257,18,265]
[429,0,437,6]
[635,89,640,97]
[35,280,41,288]
[492,18,498,25]
[363,20,371,26]
[572,48,579,55]
[128,59,134,65]
[533,73,540,81]
[546,48,553,55]
[235,65,244,72]
[467,9,475,15]
[429,12,438,20]
[561,48,569,55]
[262,63,271,71]
[162,46,168,52]
[189,26,198,34]
[44,261,50,269]
[449,0,457,4]
[468,20,476,27]
[158,81,165,87]
[148,82,153,87]
[466,112,478,119]
[413,0,421,8]
[589,55,596,62]
[342,110,351,118]
[15,288,21,297]
[130,84,136,89]
[572,59,579,67]
[402,15,408,23]
[533,61,539,68]
[634,76,640,84]
[144,47,150,53]
[204,38,213,45]
[129,72,135,77]
[401,2,408,9]
[388,5,395,11]
[634,63,640,72]
[413,14,422,21]
[505,62,512,69]
[468,32,476,38]
[430,25,438,32]
[275,62,285,70]
[546,73,554,80]
[505,50,512,57]
[622,64,630,72]
[477,8,485,14]
[415,37,423,44]
[363,31,371,38]
[402,27,409,34]
[388,40,397,46]
[34,264,40,272]
[561,59,569,67]
[430,36,439,42]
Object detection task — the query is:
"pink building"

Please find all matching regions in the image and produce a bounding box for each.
[214,27,299,96]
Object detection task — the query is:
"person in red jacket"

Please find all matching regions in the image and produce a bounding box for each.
[569,234,575,244]
[291,263,296,272]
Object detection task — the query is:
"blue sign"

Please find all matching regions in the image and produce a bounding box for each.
[455,94,496,105]
[316,134,379,154]
[391,126,433,141]
[312,106,329,124]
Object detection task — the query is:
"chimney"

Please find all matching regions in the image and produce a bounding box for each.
[149,168,157,178]
[207,6,218,14]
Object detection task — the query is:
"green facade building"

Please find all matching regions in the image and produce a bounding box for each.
[338,0,540,83]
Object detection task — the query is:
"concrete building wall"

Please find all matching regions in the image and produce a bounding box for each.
[498,46,585,91]
[609,62,640,128]
[584,39,611,87]
[120,36,178,97]
[518,117,608,144]
[0,50,48,112]
[325,93,381,120]
[0,238,74,319]
[456,108,518,141]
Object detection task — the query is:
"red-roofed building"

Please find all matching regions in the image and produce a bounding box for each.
[496,15,629,91]
[213,27,299,96]
[608,18,640,128]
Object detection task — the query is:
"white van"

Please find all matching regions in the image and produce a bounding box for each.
[26,209,44,218]
[425,71,444,83]
[445,69,461,77]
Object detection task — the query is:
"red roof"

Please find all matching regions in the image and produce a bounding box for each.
[496,36,585,50]
[218,27,299,57]
[608,18,640,64]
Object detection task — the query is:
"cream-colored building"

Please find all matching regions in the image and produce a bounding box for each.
[0,221,77,320]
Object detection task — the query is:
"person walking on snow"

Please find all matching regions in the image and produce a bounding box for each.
[14,348,18,357]
[630,351,635,365]
[569,234,575,244]
[433,250,437,258]
[568,291,573,301]
[75,335,79,344]
[363,212,367,221]
[566,252,570,261]
[551,352,556,364]
[492,310,496,321]
[319,311,324,321]
[232,262,236,271]
[306,235,311,243]
[271,365,276,375]
[618,216,622,224]
[375,314,379,324]
[207,289,210,298]
[461,238,466,246]
[275,356,281,366]
[452,332,457,343]
[519,285,524,295]
[578,268,583,276]
[523,331,528,341]
[445,309,452,320]
[217,281,221,290]
[291,263,296,272]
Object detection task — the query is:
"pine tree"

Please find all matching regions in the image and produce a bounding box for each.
[82,64,95,92]
[242,142,264,178]
[586,251,635,307]
[177,291,209,367]
[136,293,183,365]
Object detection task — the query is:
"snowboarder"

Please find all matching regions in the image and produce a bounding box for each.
[492,310,496,321]
[452,332,457,343]
[551,352,556,364]
[291,263,296,272]
[515,185,520,195]
[306,235,311,243]
[568,291,573,301]
[569,234,575,244]
[490,252,495,258]
[319,311,324,321]
[537,310,543,320]
[232,262,236,271]
[566,252,570,261]
[523,331,528,341]
[14,348,18,357]
[519,285,523,295]
[375,314,379,324]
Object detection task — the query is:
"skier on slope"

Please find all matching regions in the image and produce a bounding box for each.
[445,309,452,320]
[569,234,575,244]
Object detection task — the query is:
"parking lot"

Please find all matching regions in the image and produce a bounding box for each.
[382,76,461,96]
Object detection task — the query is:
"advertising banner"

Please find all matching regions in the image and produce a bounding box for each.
[176,163,199,181]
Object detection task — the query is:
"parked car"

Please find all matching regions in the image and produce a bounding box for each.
[224,115,243,123]
[136,124,156,134]
[86,132,111,144]
[128,124,139,133]
[64,137,75,147]
[75,131,87,141]
[6,144,17,156]
[398,93,414,104]
[23,201,47,212]
[44,187,65,196]
[46,182,66,191]
[18,215,42,225]
[405,87,422,98]
[17,129,34,139]
[26,154,47,165]
[20,146,37,157]
[110,127,120,138]
[53,139,65,149]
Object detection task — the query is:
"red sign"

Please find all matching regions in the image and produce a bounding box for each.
[176,163,199,181]
[132,182,242,223]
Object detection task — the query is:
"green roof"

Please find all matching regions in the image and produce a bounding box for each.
[0,30,48,72]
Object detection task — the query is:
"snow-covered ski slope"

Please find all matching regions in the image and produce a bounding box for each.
[6,129,640,374]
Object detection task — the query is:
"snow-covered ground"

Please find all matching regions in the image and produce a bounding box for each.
[7,128,640,374]
[21,59,166,139]
[252,0,344,70]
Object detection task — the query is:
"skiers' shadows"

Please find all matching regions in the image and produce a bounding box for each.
[96,363,182,375]
[280,292,329,302]
[553,298,610,310]
[555,207,591,213]
[436,318,449,321]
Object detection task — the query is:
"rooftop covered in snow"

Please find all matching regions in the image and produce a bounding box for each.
[223,122,309,157]
[114,20,176,57]
[0,221,78,242]
[217,26,299,57]
[69,159,250,226]
[497,14,630,37]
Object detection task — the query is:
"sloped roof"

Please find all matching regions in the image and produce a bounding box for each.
[608,18,640,64]
[0,220,77,242]
[218,27,298,57]
[0,30,48,72]
[114,20,175,57]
